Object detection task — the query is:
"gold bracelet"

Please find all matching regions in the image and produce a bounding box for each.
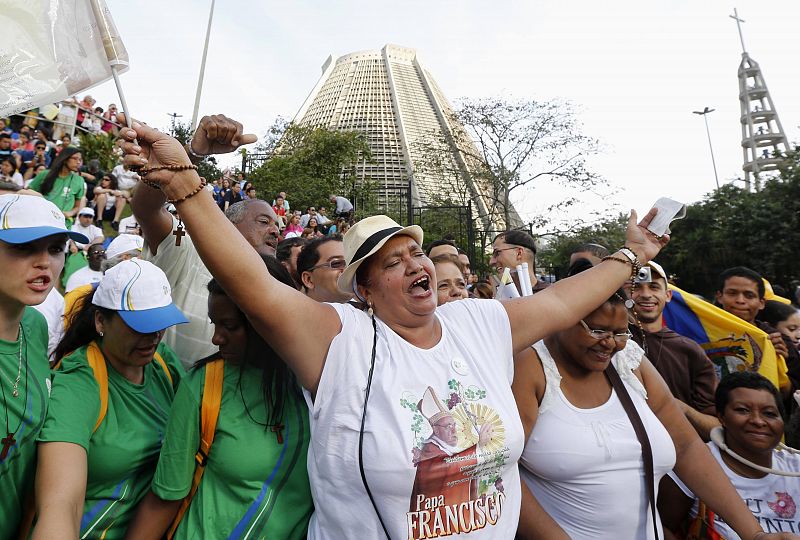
[167,178,208,205]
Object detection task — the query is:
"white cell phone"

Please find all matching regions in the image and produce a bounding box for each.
[647,198,686,237]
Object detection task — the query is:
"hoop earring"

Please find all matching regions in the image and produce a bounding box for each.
[99,331,104,337]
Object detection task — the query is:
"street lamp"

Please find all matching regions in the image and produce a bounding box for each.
[693,107,720,190]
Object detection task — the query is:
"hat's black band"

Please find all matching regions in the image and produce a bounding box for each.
[351,226,403,264]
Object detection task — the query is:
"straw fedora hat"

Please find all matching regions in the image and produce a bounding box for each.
[336,215,423,296]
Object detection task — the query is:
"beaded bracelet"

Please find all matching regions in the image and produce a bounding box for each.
[168,178,208,205]
[139,163,198,178]
[601,255,632,267]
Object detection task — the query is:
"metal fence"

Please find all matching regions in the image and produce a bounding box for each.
[8,101,125,142]
[411,204,476,265]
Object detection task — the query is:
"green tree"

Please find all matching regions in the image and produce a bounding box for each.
[247,123,373,214]
[657,157,800,296]
[415,97,605,227]
[537,214,628,279]
[410,96,608,273]
[77,132,118,171]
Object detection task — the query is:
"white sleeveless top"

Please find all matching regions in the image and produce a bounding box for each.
[520,340,676,539]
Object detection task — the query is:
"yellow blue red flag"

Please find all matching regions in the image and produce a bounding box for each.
[662,284,787,389]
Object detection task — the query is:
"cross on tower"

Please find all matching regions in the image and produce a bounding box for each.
[729,8,748,54]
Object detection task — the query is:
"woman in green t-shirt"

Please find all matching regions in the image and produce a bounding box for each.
[125,255,313,540]
[27,146,86,222]
[0,194,89,539]
[32,259,188,540]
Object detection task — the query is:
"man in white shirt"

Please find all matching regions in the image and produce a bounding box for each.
[65,243,106,292]
[330,194,353,218]
[111,163,140,192]
[131,115,280,367]
[300,206,317,228]
[69,207,104,252]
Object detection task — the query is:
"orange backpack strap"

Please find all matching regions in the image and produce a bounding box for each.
[85,342,109,433]
[57,344,175,434]
[167,359,224,539]
[153,351,174,387]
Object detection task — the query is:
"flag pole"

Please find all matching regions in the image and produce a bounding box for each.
[191,0,216,132]
[88,0,132,129]
[111,65,132,129]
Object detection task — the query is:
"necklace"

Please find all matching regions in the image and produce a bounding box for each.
[1,324,28,460]
[2,324,23,398]
[236,366,285,444]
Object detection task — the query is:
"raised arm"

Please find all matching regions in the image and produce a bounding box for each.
[130,180,172,254]
[132,114,265,255]
[504,211,668,355]
[118,117,340,394]
[32,442,88,539]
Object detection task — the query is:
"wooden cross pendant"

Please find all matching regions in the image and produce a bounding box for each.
[270,423,285,445]
[173,224,185,246]
[1,432,15,460]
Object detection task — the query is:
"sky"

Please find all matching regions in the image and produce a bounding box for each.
[84,0,800,231]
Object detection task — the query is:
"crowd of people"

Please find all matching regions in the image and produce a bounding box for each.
[2,109,800,540]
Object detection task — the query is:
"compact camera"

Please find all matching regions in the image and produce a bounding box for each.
[634,266,652,283]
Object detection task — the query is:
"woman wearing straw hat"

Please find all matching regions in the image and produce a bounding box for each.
[32,259,188,539]
[116,117,670,539]
[0,194,89,538]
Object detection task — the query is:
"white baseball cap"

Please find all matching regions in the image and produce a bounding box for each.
[337,215,423,295]
[106,233,144,260]
[92,259,188,333]
[647,260,668,282]
[78,207,95,217]
[0,194,89,244]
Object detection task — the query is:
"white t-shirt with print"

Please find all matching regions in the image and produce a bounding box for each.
[305,299,524,540]
[669,442,800,539]
[144,217,216,367]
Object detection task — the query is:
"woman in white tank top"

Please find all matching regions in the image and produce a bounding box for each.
[512,288,798,540]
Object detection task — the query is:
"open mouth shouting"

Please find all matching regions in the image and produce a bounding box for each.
[408,274,432,297]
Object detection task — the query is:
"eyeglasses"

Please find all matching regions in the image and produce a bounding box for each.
[309,258,346,271]
[578,320,632,343]
[491,246,519,258]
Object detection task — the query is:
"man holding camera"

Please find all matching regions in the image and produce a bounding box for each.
[630,261,719,439]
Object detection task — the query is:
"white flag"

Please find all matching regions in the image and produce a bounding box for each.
[494,268,521,300]
[0,0,129,117]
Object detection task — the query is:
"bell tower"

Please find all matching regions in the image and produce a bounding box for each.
[732,8,790,190]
